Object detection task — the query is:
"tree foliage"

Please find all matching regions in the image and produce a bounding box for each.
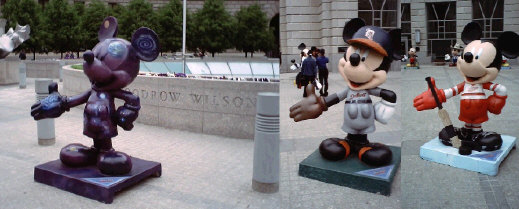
[0,0,278,59]
[117,0,155,40]
[40,0,78,58]
[191,0,234,57]
[80,0,109,50]
[234,4,272,57]
[155,0,183,53]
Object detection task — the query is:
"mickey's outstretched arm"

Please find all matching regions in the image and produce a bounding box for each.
[290,84,349,122]
[31,82,91,120]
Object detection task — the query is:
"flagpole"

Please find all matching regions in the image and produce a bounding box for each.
[182,0,187,75]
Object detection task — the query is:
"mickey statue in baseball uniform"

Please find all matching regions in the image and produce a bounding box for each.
[289,18,400,166]
[414,22,519,155]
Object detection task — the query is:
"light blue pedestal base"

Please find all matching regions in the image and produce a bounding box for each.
[420,135,516,176]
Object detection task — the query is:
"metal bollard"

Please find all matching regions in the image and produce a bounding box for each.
[19,62,26,89]
[35,79,55,146]
[252,92,280,193]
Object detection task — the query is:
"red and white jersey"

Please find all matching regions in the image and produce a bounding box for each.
[443,82,507,100]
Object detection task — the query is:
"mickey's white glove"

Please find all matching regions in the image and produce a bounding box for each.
[374,100,396,124]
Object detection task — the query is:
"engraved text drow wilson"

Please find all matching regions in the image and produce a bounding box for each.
[124,88,256,108]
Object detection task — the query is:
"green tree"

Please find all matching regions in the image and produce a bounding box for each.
[1,0,44,60]
[80,0,109,51]
[233,4,272,58]
[71,2,85,58]
[155,0,183,54]
[192,0,234,57]
[108,4,126,20]
[117,0,155,40]
[41,0,77,58]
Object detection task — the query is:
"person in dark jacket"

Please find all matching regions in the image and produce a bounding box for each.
[316,49,329,96]
[301,50,317,97]
[19,49,26,60]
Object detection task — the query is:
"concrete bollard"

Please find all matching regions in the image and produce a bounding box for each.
[252,92,280,193]
[35,79,55,146]
[19,62,26,89]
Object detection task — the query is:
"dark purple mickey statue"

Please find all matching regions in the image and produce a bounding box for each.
[30,17,159,175]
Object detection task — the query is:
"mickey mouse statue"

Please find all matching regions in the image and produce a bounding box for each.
[30,16,159,175]
[289,18,400,166]
[406,47,419,68]
[414,22,519,155]
[449,43,463,67]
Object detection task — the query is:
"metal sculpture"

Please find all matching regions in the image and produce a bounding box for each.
[0,24,30,59]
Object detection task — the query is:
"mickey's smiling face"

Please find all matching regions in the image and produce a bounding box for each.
[339,44,386,90]
[83,16,159,91]
[457,40,498,84]
[340,18,400,90]
[457,22,519,85]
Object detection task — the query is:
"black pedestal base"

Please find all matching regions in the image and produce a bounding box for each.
[299,146,400,195]
[34,157,161,203]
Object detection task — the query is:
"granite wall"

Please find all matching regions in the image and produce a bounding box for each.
[62,65,279,139]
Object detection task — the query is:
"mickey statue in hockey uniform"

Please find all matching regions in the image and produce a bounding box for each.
[414,22,519,155]
[30,17,159,175]
[289,18,400,166]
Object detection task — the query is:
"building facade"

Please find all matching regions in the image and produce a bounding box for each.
[279,0,401,73]
[402,0,519,64]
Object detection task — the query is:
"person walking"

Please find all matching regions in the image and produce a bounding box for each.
[301,49,317,97]
[316,48,329,96]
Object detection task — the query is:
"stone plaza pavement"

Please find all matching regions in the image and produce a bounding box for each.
[401,65,519,209]
[280,70,402,208]
[0,79,282,208]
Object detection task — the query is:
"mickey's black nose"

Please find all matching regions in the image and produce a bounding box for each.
[464,52,473,63]
[83,51,94,64]
[350,53,360,66]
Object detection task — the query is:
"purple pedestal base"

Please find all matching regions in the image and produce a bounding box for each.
[34,157,161,204]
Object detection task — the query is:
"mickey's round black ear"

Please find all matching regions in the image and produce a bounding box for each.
[298,43,306,50]
[132,27,160,62]
[415,47,420,52]
[389,29,401,60]
[461,22,482,45]
[498,31,519,59]
[343,18,366,43]
[99,16,118,42]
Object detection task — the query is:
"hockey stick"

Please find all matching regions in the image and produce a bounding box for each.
[425,77,461,148]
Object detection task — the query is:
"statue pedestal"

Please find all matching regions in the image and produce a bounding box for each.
[420,136,516,176]
[34,157,161,203]
[298,146,400,196]
[404,66,420,69]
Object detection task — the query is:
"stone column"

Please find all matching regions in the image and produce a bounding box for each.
[35,79,56,146]
[19,61,26,89]
[0,19,6,35]
[252,92,280,193]
[456,0,472,46]
[410,1,427,64]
